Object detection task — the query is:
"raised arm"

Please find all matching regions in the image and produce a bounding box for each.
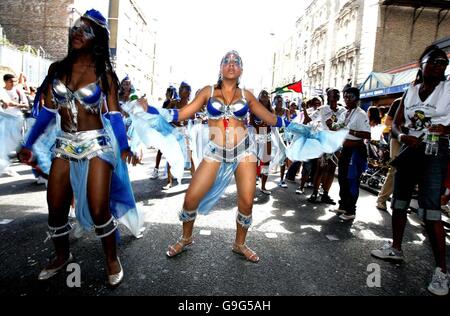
[302,104,313,124]
[175,86,209,122]
[143,86,209,123]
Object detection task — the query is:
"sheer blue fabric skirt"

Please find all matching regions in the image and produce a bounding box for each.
[285,123,348,162]
[122,101,186,183]
[52,117,143,238]
[197,135,257,214]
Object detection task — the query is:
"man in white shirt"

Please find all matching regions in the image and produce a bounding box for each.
[334,87,371,220]
[3,74,29,110]
[0,87,12,110]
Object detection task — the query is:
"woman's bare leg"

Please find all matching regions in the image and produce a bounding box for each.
[167,158,221,255]
[44,158,73,269]
[87,157,120,275]
[155,150,162,169]
[233,155,259,262]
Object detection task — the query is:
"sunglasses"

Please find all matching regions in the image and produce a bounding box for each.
[422,57,449,67]
[71,19,95,40]
[221,55,243,68]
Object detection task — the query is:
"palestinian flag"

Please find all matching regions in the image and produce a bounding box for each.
[271,80,302,94]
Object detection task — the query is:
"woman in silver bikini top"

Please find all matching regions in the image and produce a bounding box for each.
[19,9,134,288]
[162,50,285,264]
[52,78,103,132]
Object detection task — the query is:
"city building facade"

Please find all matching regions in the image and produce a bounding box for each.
[273,0,450,97]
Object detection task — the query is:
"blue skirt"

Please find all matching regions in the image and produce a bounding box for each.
[52,119,143,238]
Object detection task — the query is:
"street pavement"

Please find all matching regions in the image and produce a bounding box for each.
[0,149,449,296]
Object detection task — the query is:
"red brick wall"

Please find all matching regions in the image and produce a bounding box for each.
[0,0,74,60]
[374,5,450,72]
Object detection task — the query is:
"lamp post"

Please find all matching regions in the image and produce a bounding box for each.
[270,32,276,89]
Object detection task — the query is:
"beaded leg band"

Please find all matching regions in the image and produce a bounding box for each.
[179,209,197,222]
[94,216,118,238]
[236,210,252,229]
[44,222,73,242]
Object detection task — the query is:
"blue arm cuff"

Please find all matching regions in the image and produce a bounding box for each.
[146,105,160,115]
[24,106,56,149]
[171,109,179,123]
[275,116,283,128]
[109,112,130,152]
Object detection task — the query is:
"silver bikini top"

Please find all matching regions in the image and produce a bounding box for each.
[52,79,103,132]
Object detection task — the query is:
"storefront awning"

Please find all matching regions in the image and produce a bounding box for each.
[360,65,450,99]
[359,68,417,99]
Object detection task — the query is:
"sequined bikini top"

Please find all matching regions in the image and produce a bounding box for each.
[206,86,249,121]
[52,78,103,131]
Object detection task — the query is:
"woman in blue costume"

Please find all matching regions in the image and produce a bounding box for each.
[149,86,178,179]
[18,9,139,287]
[249,90,273,195]
[142,51,347,263]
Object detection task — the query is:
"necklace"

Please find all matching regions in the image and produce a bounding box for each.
[219,87,238,141]
[220,87,238,106]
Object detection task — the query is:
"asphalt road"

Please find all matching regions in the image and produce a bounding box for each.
[1,149,449,296]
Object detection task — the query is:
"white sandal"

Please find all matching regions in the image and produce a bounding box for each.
[166,236,194,257]
[232,243,260,263]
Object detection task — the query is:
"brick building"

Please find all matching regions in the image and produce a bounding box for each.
[0,0,73,60]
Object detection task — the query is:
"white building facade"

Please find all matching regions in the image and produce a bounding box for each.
[108,0,157,97]
[276,0,379,97]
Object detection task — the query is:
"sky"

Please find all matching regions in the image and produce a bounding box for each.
[74,0,309,95]
[136,0,308,94]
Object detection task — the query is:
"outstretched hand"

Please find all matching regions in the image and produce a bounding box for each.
[18,147,33,164]
[137,97,148,112]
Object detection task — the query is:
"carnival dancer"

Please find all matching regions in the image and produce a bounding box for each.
[149,86,178,179]
[305,88,346,204]
[18,9,141,287]
[142,50,347,262]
